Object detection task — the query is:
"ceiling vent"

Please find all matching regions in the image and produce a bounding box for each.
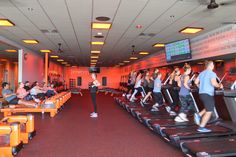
[40,29,58,34]
[139,33,156,37]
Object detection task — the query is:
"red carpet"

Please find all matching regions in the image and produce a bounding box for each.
[11,92,184,157]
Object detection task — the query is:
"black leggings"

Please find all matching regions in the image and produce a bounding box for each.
[90,92,97,113]
[170,89,180,110]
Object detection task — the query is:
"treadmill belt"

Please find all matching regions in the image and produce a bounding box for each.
[164,124,233,137]
[182,136,236,156]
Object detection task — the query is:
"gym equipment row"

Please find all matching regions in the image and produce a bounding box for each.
[0,91,71,118]
[0,114,36,157]
[98,87,122,96]
[114,78,236,157]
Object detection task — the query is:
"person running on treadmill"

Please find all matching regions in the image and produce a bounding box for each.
[194,60,223,133]
[140,68,159,106]
[175,64,196,122]
[129,71,145,102]
[89,73,101,118]
[126,71,137,99]
[151,72,164,111]
[140,70,150,106]
[169,68,181,116]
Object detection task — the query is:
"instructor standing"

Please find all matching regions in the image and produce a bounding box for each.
[89,73,101,118]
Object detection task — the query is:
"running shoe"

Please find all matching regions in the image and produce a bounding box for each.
[197,127,212,133]
[90,113,98,118]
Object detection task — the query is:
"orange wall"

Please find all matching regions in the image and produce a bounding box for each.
[64,67,121,89]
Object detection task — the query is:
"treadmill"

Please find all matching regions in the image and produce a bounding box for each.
[180,89,236,157]
[160,75,236,148]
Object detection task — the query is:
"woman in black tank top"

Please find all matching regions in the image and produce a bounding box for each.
[89,73,100,118]
[169,68,181,113]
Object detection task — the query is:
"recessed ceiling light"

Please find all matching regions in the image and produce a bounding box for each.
[91,60,98,62]
[123,61,130,63]
[91,51,101,54]
[96,16,110,21]
[153,43,165,47]
[92,22,111,29]
[197,62,204,65]
[91,41,104,45]
[50,55,59,58]
[119,63,125,65]
[215,60,224,62]
[57,59,64,62]
[130,57,138,60]
[0,19,15,27]
[40,49,51,53]
[5,49,17,52]
[139,51,149,55]
[61,62,67,64]
[97,32,102,35]
[179,27,203,34]
[91,56,99,59]
[22,39,39,44]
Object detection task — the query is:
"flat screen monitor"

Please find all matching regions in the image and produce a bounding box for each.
[89,67,100,73]
[165,39,191,62]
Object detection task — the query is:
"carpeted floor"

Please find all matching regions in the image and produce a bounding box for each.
[11,92,184,157]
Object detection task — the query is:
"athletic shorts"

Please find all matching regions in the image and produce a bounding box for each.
[199,94,215,112]
[145,87,153,93]
[136,87,143,93]
[153,92,163,105]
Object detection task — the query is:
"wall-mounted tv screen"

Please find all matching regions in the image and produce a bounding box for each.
[165,39,191,62]
[89,67,100,73]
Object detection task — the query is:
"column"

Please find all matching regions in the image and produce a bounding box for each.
[45,53,49,85]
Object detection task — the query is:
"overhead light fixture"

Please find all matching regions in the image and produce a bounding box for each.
[215,60,224,62]
[40,49,51,53]
[66,64,70,67]
[91,60,98,62]
[72,66,77,68]
[22,39,39,44]
[5,49,17,52]
[91,63,96,65]
[50,55,59,58]
[179,27,203,34]
[97,32,103,35]
[153,43,165,47]
[0,19,15,27]
[123,61,130,63]
[119,63,125,65]
[91,51,101,54]
[57,59,64,62]
[61,62,67,64]
[92,22,112,29]
[91,56,99,59]
[130,57,138,60]
[91,41,104,45]
[139,51,149,55]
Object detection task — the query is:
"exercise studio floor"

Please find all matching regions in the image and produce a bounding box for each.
[15,92,183,157]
